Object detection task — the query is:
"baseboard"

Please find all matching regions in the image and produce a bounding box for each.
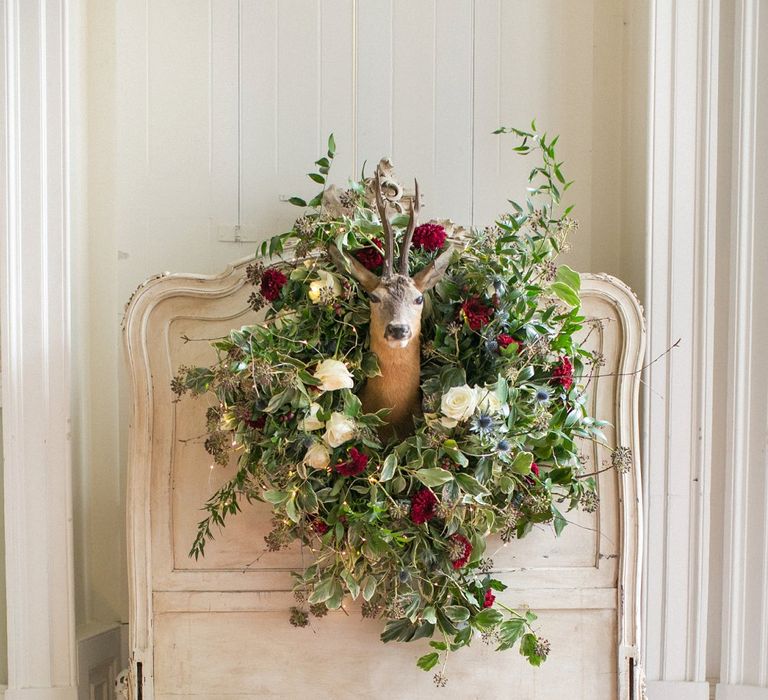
[76,623,126,700]
[716,685,768,700]
[647,680,712,700]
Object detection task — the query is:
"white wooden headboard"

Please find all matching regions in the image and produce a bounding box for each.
[124,259,645,700]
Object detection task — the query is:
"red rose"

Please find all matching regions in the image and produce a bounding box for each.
[449,533,473,569]
[497,333,520,352]
[335,447,369,477]
[483,589,496,608]
[530,462,540,477]
[460,297,494,331]
[260,268,288,302]
[410,488,438,524]
[354,238,385,271]
[552,356,574,391]
[412,223,447,252]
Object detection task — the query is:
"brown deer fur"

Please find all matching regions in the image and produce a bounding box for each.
[328,171,453,441]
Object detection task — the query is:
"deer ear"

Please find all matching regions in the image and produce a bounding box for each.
[412,245,454,291]
[327,243,380,292]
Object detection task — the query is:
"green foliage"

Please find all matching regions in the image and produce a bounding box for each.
[175,124,609,678]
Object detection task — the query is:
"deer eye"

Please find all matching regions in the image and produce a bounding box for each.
[414,295,424,305]
[369,293,381,303]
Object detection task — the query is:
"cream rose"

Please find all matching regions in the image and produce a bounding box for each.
[300,402,324,431]
[308,269,341,304]
[323,411,357,448]
[313,359,354,392]
[303,441,331,469]
[440,384,479,428]
[474,386,504,415]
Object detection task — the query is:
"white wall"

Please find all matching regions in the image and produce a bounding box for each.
[78,0,645,629]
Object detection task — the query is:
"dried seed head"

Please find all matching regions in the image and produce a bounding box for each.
[289,607,309,628]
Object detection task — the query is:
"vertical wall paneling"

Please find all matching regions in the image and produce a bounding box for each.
[1,0,78,695]
[718,0,768,695]
[239,0,280,236]
[644,0,720,696]
[210,0,239,237]
[355,0,394,178]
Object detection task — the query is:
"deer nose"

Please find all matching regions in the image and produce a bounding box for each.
[386,324,411,340]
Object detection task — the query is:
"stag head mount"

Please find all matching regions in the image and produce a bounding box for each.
[329,167,453,350]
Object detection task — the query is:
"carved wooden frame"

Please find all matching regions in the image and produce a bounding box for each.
[124,259,645,699]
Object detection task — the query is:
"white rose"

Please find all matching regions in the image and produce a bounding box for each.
[303,442,331,469]
[313,359,354,392]
[323,411,357,448]
[440,384,479,428]
[474,386,505,415]
[308,269,341,303]
[300,402,324,431]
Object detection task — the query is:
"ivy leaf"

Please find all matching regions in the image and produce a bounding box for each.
[511,452,534,475]
[416,652,440,672]
[288,196,307,207]
[550,281,580,308]
[262,489,288,505]
[444,605,470,623]
[472,608,503,630]
[455,473,489,496]
[361,575,377,601]
[380,454,398,482]
[553,506,568,536]
[556,264,581,292]
[414,467,454,488]
[284,494,299,523]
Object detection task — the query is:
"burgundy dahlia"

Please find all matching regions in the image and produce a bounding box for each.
[410,488,438,525]
[354,238,385,271]
[449,533,473,569]
[483,589,496,608]
[260,268,288,302]
[460,297,494,331]
[530,462,540,477]
[552,356,574,391]
[412,223,447,252]
[335,447,369,477]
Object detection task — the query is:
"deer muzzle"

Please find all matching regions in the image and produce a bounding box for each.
[385,323,412,344]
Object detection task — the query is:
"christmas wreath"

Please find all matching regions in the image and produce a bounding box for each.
[173,124,625,685]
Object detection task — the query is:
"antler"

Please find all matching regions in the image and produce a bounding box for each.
[374,170,395,276]
[399,180,419,275]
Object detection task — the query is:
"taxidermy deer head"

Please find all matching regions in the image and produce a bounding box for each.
[329,171,453,439]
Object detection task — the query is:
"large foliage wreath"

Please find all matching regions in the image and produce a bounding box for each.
[174,124,624,684]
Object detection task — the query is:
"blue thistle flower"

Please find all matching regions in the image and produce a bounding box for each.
[496,439,511,453]
[485,339,499,353]
[470,413,496,434]
[535,388,550,403]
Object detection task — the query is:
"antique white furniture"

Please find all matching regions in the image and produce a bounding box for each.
[124,260,645,699]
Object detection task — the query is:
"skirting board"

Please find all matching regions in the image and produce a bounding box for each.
[716,686,768,700]
[647,680,712,700]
